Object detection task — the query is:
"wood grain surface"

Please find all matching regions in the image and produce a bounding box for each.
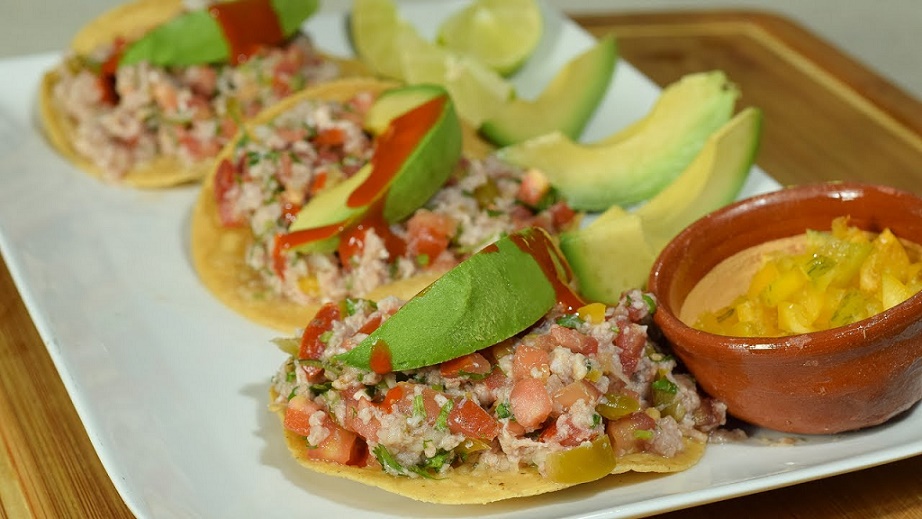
[2,9,922,519]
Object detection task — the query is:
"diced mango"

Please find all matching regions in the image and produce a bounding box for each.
[695,217,922,337]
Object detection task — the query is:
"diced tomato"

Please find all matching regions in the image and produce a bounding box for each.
[550,324,599,354]
[439,352,492,379]
[357,313,384,335]
[551,380,602,415]
[314,127,346,148]
[510,378,552,430]
[97,38,126,105]
[299,302,341,360]
[276,127,309,144]
[405,209,457,264]
[337,225,368,269]
[308,170,328,195]
[615,322,646,376]
[280,199,301,226]
[342,389,382,442]
[214,159,243,227]
[547,201,577,229]
[447,399,501,441]
[511,345,550,381]
[540,415,597,447]
[382,382,442,424]
[307,425,366,466]
[516,169,550,207]
[283,394,323,437]
[607,411,657,456]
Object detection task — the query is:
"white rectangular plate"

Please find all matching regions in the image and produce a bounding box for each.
[0,2,919,518]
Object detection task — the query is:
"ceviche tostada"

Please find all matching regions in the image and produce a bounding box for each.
[39,0,368,187]
[268,228,729,503]
[191,79,575,332]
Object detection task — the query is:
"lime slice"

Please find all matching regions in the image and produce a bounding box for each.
[401,40,513,127]
[436,0,543,76]
[350,0,416,79]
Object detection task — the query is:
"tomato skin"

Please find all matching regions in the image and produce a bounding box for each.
[615,322,646,376]
[607,411,657,456]
[214,159,244,227]
[299,302,341,360]
[406,209,457,263]
[510,377,552,430]
[439,352,492,379]
[307,424,366,466]
[511,345,550,381]
[447,399,501,441]
[550,325,599,355]
[283,394,322,437]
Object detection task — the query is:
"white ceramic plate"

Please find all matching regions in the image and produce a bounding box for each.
[0,2,918,518]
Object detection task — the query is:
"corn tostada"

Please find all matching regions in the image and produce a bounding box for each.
[39,0,368,187]
[191,79,572,332]
[267,227,727,503]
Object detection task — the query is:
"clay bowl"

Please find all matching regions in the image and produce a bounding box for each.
[648,182,922,434]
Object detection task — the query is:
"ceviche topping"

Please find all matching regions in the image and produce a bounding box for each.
[270,288,727,482]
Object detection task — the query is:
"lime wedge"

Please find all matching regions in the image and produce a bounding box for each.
[436,0,542,76]
[350,0,415,79]
[401,39,513,127]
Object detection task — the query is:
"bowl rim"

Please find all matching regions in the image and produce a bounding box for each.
[648,181,922,358]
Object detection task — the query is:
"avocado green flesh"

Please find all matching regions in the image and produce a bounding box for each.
[560,106,761,304]
[560,213,655,305]
[120,0,318,67]
[638,107,762,252]
[364,85,445,135]
[479,34,618,147]
[287,165,372,254]
[497,71,739,211]
[287,86,461,252]
[336,229,558,371]
[382,94,462,223]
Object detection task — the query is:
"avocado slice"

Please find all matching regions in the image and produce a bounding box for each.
[287,85,462,252]
[560,107,762,304]
[120,0,318,67]
[497,71,739,211]
[479,34,618,147]
[336,228,571,372]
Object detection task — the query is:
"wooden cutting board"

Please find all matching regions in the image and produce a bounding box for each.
[2,9,921,518]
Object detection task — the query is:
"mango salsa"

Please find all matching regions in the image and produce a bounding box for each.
[695,217,922,336]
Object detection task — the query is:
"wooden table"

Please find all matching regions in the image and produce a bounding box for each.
[2,9,922,519]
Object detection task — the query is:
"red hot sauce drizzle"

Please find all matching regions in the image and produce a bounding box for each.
[209,0,285,66]
[504,230,585,313]
[271,95,447,277]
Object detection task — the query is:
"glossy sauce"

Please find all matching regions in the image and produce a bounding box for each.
[369,339,393,374]
[272,96,447,274]
[484,229,584,312]
[209,0,284,65]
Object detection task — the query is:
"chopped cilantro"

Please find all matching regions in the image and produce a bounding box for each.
[495,402,512,419]
[633,429,654,440]
[556,314,583,329]
[319,331,333,344]
[652,377,678,395]
[435,401,454,431]
[413,395,426,418]
[642,294,657,313]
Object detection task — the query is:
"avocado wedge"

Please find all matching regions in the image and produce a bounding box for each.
[497,71,739,211]
[121,0,318,67]
[560,107,762,304]
[479,34,618,146]
[336,227,578,372]
[286,85,462,253]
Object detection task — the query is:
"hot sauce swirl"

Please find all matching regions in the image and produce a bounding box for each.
[208,0,285,66]
[271,95,448,275]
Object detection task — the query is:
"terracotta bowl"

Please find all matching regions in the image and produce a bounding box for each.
[648,182,922,434]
